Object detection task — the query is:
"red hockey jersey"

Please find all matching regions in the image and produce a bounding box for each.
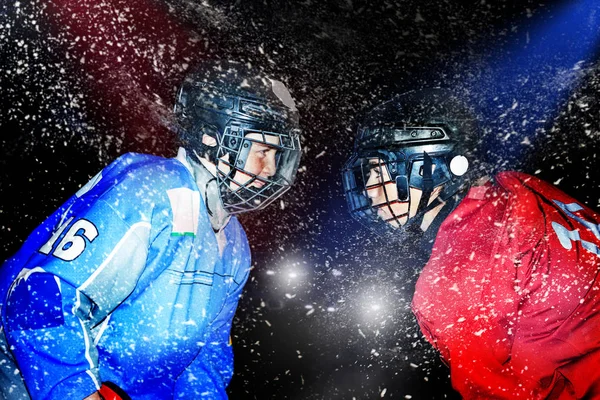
[412,172,600,399]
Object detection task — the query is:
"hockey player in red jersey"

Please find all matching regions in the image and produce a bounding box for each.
[342,89,600,399]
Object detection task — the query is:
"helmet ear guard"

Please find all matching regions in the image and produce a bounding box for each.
[186,123,221,164]
[416,152,435,213]
[218,122,245,168]
[395,175,409,202]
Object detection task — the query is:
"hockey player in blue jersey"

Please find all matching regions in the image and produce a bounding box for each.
[0,60,302,400]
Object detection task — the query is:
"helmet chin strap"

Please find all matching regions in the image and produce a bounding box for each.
[187,150,231,232]
[416,152,434,214]
[379,152,438,231]
[410,151,468,232]
[204,176,231,233]
[411,151,434,230]
[409,176,467,230]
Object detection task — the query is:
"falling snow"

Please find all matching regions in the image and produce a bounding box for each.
[1,0,600,399]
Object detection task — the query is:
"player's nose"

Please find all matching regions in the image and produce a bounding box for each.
[262,153,277,177]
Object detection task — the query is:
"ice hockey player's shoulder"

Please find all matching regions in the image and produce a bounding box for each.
[105,152,194,190]
[494,171,558,242]
[226,216,249,245]
[494,171,551,196]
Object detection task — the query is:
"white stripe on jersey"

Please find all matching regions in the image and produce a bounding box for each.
[93,314,112,347]
[78,221,152,292]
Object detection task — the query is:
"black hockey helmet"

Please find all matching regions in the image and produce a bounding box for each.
[174,59,301,214]
[342,88,481,237]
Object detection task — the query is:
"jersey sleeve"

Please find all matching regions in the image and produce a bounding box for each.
[1,155,161,399]
[499,173,600,398]
[5,273,104,399]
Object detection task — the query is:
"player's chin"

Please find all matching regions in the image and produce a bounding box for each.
[378,210,406,228]
[385,217,405,229]
[376,210,392,224]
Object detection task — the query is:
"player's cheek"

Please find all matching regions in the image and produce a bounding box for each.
[367,186,381,200]
[245,155,262,175]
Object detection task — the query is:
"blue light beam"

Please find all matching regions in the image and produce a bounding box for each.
[465,0,600,168]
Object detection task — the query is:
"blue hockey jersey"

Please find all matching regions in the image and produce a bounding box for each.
[0,151,251,399]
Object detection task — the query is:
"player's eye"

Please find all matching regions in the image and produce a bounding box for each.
[373,165,384,176]
[254,147,270,157]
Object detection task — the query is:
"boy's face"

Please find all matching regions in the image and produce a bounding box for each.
[219,132,280,191]
[365,158,442,228]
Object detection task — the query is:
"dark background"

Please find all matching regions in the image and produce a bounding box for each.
[2,0,600,398]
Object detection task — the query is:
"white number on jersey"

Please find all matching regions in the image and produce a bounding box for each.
[552,200,600,257]
[39,217,99,261]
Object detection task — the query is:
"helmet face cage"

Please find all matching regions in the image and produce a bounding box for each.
[344,154,401,237]
[216,123,301,214]
[343,126,465,235]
